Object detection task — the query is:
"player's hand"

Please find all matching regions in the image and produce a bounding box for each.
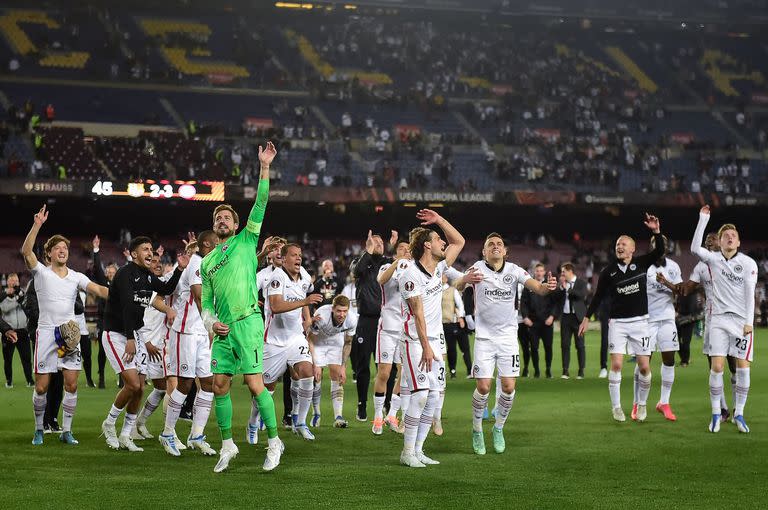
[123,339,136,363]
[313,366,322,383]
[258,140,277,167]
[419,344,439,371]
[559,274,567,288]
[176,253,190,269]
[656,272,667,284]
[166,308,177,326]
[545,271,557,291]
[744,325,753,336]
[33,204,48,227]
[461,267,483,285]
[644,212,660,234]
[146,342,162,363]
[577,318,590,337]
[213,322,230,336]
[365,230,375,254]
[122,248,131,260]
[416,208,442,226]
[700,205,710,216]
[182,232,196,249]
[339,369,347,385]
[92,235,100,251]
[304,294,323,306]
[4,330,18,343]
[545,315,554,326]
[523,318,534,327]
[389,229,399,247]
[458,317,466,329]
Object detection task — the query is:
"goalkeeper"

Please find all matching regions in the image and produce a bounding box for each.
[201,141,284,473]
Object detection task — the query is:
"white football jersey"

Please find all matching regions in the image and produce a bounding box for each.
[471,260,531,340]
[400,260,462,341]
[257,265,277,293]
[341,282,357,313]
[137,292,168,347]
[690,261,713,315]
[691,212,759,324]
[31,261,91,328]
[646,258,682,322]
[378,259,411,332]
[310,304,358,343]
[171,254,205,334]
[265,267,313,346]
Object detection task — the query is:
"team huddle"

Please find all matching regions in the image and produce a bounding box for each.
[20,142,758,472]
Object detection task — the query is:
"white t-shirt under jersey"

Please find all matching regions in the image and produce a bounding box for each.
[646,258,682,322]
[378,259,411,332]
[171,253,205,335]
[310,304,358,343]
[265,266,313,346]
[471,260,531,341]
[31,261,91,328]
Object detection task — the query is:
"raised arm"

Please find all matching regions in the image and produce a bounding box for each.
[416,209,465,268]
[242,141,276,243]
[150,254,188,295]
[691,206,718,263]
[377,262,399,285]
[91,236,108,285]
[21,204,48,269]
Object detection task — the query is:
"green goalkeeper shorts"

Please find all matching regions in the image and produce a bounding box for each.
[211,312,264,376]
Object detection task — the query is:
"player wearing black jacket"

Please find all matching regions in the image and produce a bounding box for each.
[579,213,665,423]
[100,236,188,452]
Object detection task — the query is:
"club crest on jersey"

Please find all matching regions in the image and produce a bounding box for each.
[404,281,415,292]
[221,244,229,252]
[270,280,281,289]
[417,374,426,383]
[212,359,218,367]
[734,265,743,274]
[503,274,514,285]
[629,264,637,271]
[195,269,200,277]
[302,283,309,291]
[382,351,389,359]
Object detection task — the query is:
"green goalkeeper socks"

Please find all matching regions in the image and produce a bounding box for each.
[215,393,233,440]
[255,389,279,439]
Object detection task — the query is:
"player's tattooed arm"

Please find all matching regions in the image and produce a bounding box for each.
[21,204,48,269]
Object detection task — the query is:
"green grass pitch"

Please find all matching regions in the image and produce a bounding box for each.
[1,330,765,509]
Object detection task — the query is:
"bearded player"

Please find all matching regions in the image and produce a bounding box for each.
[201,141,283,472]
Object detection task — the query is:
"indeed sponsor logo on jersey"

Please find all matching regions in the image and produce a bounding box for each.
[617,281,640,295]
[206,255,230,278]
[285,296,304,303]
[483,288,514,300]
[721,269,744,284]
[133,294,152,306]
[425,282,443,297]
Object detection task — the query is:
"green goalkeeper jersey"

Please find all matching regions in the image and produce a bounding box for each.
[201,178,269,325]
